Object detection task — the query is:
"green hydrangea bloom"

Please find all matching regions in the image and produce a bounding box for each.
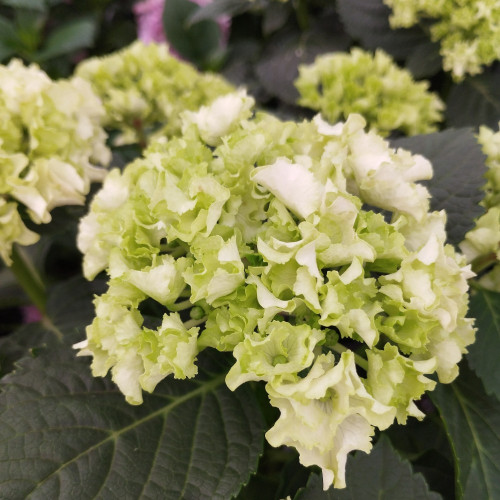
[460,207,500,292]
[0,59,110,265]
[75,41,235,146]
[478,122,500,209]
[384,0,500,79]
[77,91,475,489]
[460,122,500,292]
[294,48,443,137]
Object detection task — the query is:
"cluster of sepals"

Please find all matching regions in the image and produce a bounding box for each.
[294,48,444,137]
[75,41,235,146]
[0,59,110,264]
[76,84,475,489]
[460,122,500,292]
[383,0,500,80]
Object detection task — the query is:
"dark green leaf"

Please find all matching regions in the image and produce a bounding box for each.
[407,41,442,79]
[432,363,500,499]
[337,0,428,60]
[0,277,104,376]
[0,278,265,499]
[0,14,20,60]
[256,12,350,105]
[385,413,455,499]
[0,322,52,377]
[262,1,290,37]
[0,347,264,499]
[36,16,97,61]
[467,289,500,399]
[188,0,251,25]
[391,129,487,246]
[294,436,441,499]
[0,0,46,11]
[163,0,222,68]
[446,65,500,130]
[0,43,16,61]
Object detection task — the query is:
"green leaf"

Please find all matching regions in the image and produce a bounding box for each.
[467,289,500,399]
[0,278,265,499]
[0,277,104,377]
[262,1,290,37]
[36,16,97,61]
[446,65,500,130]
[294,436,441,499]
[336,0,428,60]
[0,323,48,377]
[432,363,500,499]
[256,12,351,105]
[163,0,222,68]
[0,14,20,60]
[188,0,251,25]
[0,0,46,11]
[406,41,442,79]
[391,129,487,246]
[385,413,455,499]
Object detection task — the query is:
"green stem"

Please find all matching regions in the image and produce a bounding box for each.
[293,0,309,32]
[331,342,369,371]
[168,299,193,312]
[470,251,497,276]
[9,244,46,314]
[184,316,207,329]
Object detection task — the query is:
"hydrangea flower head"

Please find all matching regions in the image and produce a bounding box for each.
[75,41,235,146]
[460,122,500,292]
[0,60,109,264]
[295,48,443,137]
[384,0,500,79]
[77,91,475,490]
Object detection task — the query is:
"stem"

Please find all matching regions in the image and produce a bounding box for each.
[293,0,309,31]
[331,343,369,371]
[168,299,193,312]
[471,252,497,275]
[169,245,188,259]
[184,316,207,329]
[132,118,147,150]
[9,244,46,314]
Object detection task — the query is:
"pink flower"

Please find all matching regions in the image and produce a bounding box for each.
[22,305,42,324]
[133,0,230,47]
[134,0,167,44]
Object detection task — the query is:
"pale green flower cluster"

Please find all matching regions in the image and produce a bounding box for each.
[478,123,500,210]
[294,49,443,137]
[76,92,474,490]
[460,123,500,291]
[75,41,235,146]
[0,60,110,265]
[384,0,500,80]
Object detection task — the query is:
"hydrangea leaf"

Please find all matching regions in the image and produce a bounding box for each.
[406,41,443,79]
[391,129,487,245]
[446,66,500,130]
[336,0,428,60]
[0,280,265,499]
[294,436,441,499]
[0,15,19,61]
[163,0,222,68]
[0,346,265,499]
[255,15,351,105]
[431,363,500,500]
[36,17,97,61]
[0,0,46,11]
[188,0,251,25]
[0,276,105,377]
[467,289,500,399]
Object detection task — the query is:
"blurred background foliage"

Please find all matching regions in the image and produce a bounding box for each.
[0,0,137,77]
